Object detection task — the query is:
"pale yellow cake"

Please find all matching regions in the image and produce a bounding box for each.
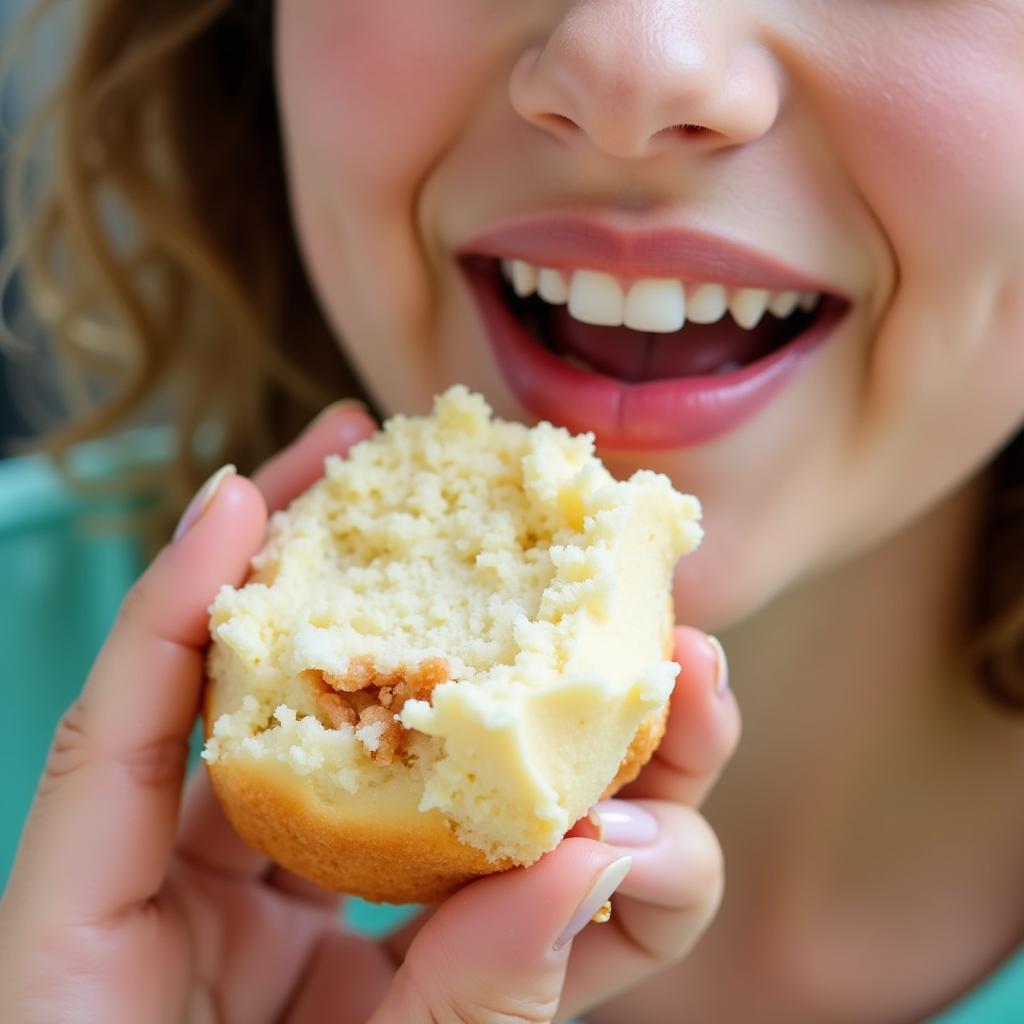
[202,387,702,902]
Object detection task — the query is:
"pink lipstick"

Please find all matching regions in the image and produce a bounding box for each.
[458,215,851,450]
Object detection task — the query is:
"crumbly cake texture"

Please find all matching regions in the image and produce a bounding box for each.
[202,386,702,900]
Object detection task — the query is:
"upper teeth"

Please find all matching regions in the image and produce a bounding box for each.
[501,259,820,332]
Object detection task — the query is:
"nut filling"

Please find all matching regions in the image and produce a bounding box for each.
[305,656,450,766]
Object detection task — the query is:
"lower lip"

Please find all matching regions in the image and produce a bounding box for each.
[462,259,849,450]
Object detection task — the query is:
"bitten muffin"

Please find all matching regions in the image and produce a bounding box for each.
[202,387,702,903]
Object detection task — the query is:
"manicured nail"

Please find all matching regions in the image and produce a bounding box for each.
[553,856,632,951]
[173,464,236,543]
[706,635,729,697]
[308,398,370,432]
[589,801,659,846]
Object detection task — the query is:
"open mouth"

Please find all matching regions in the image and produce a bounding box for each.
[488,259,826,382]
[460,252,851,449]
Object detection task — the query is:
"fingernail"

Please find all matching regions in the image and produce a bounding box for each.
[706,635,729,698]
[553,856,632,951]
[308,398,370,432]
[173,464,236,543]
[589,801,659,846]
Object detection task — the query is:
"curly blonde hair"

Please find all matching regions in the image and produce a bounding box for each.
[3,0,1023,704]
[2,0,359,497]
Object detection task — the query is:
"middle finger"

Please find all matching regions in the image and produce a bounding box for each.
[617,626,741,808]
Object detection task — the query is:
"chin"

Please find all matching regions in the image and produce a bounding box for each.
[671,539,807,635]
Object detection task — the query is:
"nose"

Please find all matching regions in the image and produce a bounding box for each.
[509,0,781,160]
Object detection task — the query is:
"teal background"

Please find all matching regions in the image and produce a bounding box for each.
[1,433,1019,1015]
[0,431,415,938]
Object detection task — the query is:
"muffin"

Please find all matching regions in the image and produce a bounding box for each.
[202,387,702,903]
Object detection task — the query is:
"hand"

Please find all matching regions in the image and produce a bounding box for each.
[0,402,740,1024]
[383,629,741,1024]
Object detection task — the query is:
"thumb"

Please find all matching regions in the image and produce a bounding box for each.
[369,839,631,1024]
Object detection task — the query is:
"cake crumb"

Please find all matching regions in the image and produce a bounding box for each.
[307,660,447,764]
[315,690,358,729]
[323,655,449,696]
[357,705,404,765]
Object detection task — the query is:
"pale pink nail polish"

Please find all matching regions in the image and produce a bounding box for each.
[706,635,729,697]
[173,464,236,543]
[590,801,659,846]
[553,856,632,951]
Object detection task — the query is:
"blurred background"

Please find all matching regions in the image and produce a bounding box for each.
[1,0,35,453]
[0,1,407,934]
[0,0,163,895]
[1,6,1023,1013]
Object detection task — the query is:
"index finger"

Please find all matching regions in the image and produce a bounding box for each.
[251,400,377,512]
[6,472,266,925]
[171,400,377,881]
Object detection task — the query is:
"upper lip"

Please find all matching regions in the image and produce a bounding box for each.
[458,212,845,296]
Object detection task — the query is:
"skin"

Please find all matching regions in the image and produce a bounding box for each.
[2,2,1023,1022]
[0,404,739,1024]
[274,0,1024,1020]
[277,0,1024,629]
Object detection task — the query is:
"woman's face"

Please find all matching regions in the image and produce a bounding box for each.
[275,0,1024,630]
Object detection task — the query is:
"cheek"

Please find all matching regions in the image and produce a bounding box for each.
[276,2,493,206]
[815,7,1024,260]
[805,7,1024,418]
[276,0,510,398]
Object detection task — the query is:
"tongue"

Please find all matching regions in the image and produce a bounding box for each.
[548,306,794,381]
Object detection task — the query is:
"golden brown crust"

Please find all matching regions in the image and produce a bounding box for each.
[205,754,512,903]
[203,716,665,903]
[201,606,676,904]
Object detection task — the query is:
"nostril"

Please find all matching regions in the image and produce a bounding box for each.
[531,113,713,151]
[676,124,712,137]
[537,112,580,134]
[645,123,717,146]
